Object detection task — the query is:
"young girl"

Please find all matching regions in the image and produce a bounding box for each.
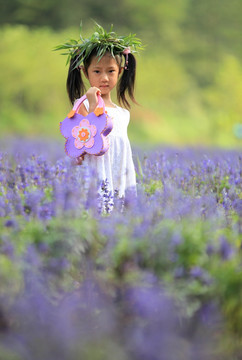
[56,23,143,198]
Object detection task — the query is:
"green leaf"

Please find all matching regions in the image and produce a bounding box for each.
[53,22,144,65]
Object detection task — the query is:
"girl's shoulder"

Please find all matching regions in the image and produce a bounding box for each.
[108,105,130,121]
[113,104,130,114]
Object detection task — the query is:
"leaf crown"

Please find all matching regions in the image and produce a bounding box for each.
[54,22,144,69]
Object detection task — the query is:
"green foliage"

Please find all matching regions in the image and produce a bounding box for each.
[0,345,21,360]
[180,0,242,86]
[0,214,105,293]
[0,254,22,296]
[0,26,69,137]
[0,0,241,147]
[216,264,242,333]
[204,55,242,143]
[144,179,163,195]
[2,211,241,337]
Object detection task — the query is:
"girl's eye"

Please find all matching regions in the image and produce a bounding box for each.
[94,70,100,73]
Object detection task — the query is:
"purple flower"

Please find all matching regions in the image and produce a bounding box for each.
[219,236,235,260]
[48,257,70,273]
[24,190,44,216]
[174,266,185,278]
[233,199,242,217]
[206,244,215,256]
[190,266,204,278]
[4,218,18,229]
[0,238,15,258]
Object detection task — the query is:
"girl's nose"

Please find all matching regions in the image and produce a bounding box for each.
[101,73,109,81]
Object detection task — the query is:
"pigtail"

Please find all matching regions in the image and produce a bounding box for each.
[117,53,137,109]
[66,55,86,105]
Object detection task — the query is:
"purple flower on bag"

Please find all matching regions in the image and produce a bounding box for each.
[60,95,113,158]
[71,119,97,149]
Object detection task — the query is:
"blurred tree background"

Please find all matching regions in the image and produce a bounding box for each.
[0,0,241,147]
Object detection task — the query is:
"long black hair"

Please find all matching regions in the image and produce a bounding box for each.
[66,50,137,109]
[117,52,137,108]
[66,55,85,105]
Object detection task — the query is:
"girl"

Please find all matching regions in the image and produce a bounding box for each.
[56,23,143,198]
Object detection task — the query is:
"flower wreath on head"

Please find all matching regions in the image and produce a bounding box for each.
[54,21,144,69]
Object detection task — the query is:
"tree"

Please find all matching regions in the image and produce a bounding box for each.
[180,0,242,86]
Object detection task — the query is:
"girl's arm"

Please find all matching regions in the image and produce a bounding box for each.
[77,102,88,116]
[86,87,101,113]
[77,87,101,115]
[74,155,85,165]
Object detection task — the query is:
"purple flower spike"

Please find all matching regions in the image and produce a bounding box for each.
[219,236,235,260]
[60,95,113,158]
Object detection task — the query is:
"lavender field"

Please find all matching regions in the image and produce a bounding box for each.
[0,139,241,360]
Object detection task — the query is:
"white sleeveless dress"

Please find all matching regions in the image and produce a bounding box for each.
[82,100,136,197]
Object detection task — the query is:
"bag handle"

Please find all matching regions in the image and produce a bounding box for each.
[67,94,105,118]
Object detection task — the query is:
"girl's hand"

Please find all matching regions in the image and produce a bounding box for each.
[86,87,101,113]
[72,155,85,166]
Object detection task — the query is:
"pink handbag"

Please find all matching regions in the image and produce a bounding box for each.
[60,95,113,158]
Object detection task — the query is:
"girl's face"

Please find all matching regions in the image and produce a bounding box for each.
[85,53,121,96]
